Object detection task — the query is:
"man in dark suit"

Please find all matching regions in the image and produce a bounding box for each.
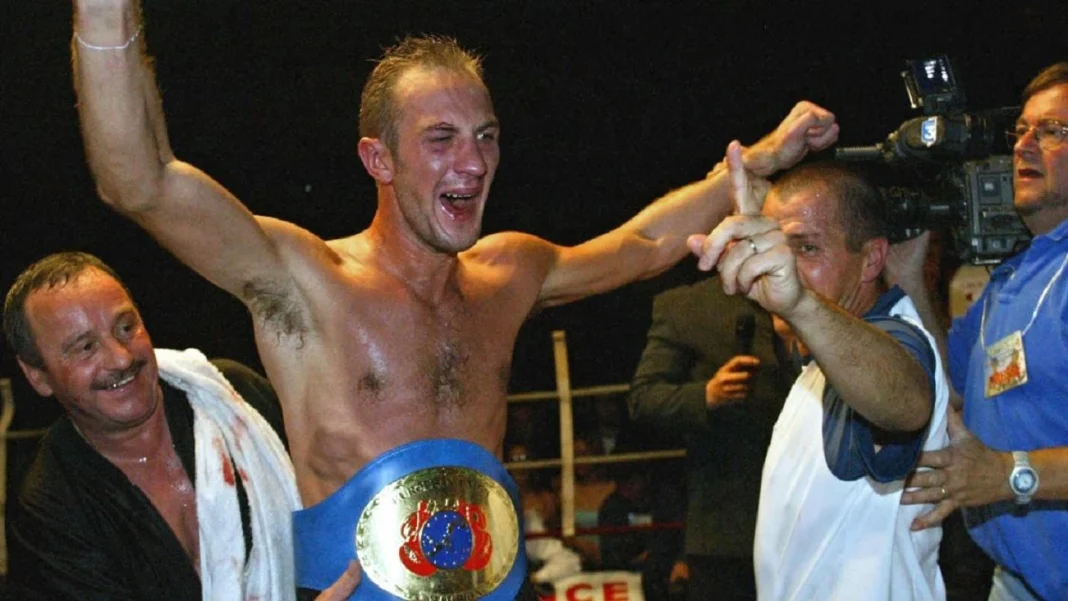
[627,275,795,600]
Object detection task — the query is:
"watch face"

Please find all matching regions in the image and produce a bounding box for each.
[1013,469,1037,493]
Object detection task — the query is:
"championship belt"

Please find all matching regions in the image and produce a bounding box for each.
[293,439,527,600]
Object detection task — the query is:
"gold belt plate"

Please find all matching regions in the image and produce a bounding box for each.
[356,466,519,600]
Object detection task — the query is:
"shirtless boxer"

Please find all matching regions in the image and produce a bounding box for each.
[72,1,837,597]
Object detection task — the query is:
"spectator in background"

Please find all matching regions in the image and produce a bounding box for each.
[517,469,584,589]
[598,468,651,570]
[597,457,684,601]
[506,402,559,465]
[628,273,794,600]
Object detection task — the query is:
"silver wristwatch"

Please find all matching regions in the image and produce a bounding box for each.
[1009,451,1039,505]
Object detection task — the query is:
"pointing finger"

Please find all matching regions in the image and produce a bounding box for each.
[727,141,759,216]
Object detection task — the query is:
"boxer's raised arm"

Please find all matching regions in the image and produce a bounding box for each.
[535,102,839,308]
[536,174,735,308]
[73,0,292,301]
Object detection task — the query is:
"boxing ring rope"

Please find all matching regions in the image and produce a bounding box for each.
[524,520,687,541]
[0,331,687,575]
[503,331,687,540]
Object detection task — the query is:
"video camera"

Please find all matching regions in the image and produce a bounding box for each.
[836,55,1029,265]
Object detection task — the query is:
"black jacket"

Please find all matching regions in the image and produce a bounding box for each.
[8,359,284,601]
[628,277,795,557]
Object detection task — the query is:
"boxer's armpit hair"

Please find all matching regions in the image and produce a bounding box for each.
[359,370,385,397]
[242,278,308,342]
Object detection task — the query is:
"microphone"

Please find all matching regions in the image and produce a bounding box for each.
[735,314,756,355]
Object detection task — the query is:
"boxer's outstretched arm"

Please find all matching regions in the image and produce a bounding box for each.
[73,0,297,303]
[536,102,839,308]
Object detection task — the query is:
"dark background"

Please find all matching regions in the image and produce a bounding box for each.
[1,1,1064,441]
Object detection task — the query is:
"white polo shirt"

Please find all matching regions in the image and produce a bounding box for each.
[754,293,949,601]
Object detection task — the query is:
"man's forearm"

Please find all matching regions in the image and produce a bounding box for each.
[617,170,737,279]
[621,126,812,279]
[629,129,800,245]
[950,446,1068,506]
[1028,447,1068,501]
[786,291,932,432]
[74,0,169,212]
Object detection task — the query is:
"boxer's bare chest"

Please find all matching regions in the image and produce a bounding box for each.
[327,274,520,413]
[266,260,536,498]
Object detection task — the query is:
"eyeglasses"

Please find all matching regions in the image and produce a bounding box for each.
[1006,119,1068,150]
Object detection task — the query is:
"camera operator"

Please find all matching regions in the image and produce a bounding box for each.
[893,62,1068,601]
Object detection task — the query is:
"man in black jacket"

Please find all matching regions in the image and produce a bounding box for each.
[3,252,357,600]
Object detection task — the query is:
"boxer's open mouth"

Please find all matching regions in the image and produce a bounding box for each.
[441,191,478,218]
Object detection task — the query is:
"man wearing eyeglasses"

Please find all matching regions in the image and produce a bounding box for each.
[893,62,1068,601]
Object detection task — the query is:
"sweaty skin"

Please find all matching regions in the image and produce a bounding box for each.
[244,69,595,505]
[21,270,200,564]
[269,229,551,505]
[72,1,839,508]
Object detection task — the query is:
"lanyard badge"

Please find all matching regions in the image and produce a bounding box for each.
[984,330,1028,397]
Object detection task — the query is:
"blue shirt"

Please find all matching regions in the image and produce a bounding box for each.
[949,218,1068,601]
[822,286,937,483]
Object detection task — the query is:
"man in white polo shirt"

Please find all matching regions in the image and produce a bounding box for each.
[689,144,949,600]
